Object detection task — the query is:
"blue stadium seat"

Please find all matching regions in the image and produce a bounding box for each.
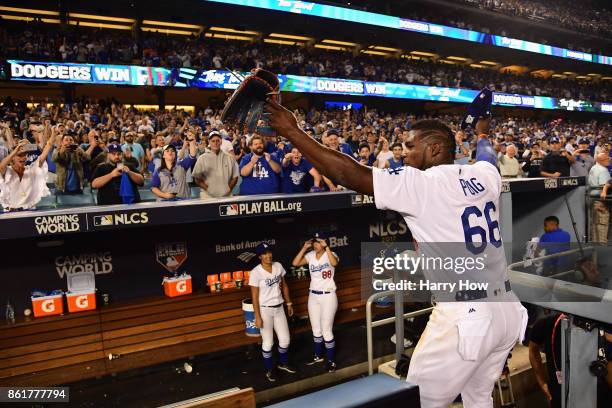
[37,193,58,209]
[139,188,157,202]
[266,374,419,408]
[55,193,96,207]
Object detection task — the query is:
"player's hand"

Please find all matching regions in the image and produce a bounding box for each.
[284,153,292,161]
[255,316,263,329]
[600,190,607,200]
[552,172,561,178]
[303,240,312,250]
[265,97,299,137]
[264,152,271,162]
[540,383,552,403]
[475,116,491,136]
[250,153,260,164]
[163,192,176,199]
[287,304,294,317]
[317,238,327,248]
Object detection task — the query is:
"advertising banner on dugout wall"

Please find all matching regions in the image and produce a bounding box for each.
[1,206,409,312]
[6,60,612,113]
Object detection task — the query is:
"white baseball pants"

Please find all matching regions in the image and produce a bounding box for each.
[406,300,528,408]
[260,305,290,351]
[308,292,338,341]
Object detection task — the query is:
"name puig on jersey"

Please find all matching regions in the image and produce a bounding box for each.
[459,177,486,197]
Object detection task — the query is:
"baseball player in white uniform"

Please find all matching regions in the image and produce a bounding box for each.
[249,243,297,382]
[292,232,339,372]
[266,99,528,408]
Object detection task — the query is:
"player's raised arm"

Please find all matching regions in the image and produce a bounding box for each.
[265,98,374,195]
[473,117,498,166]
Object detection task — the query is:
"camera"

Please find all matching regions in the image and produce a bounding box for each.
[69,144,78,150]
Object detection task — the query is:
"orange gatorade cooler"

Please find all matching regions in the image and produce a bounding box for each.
[31,294,64,318]
[163,274,193,297]
[66,272,97,313]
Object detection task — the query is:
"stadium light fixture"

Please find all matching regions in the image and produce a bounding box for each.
[142,20,202,30]
[551,74,566,79]
[410,51,437,57]
[204,33,254,41]
[209,26,259,35]
[0,15,59,23]
[68,21,132,30]
[562,71,576,75]
[575,76,589,80]
[469,63,487,69]
[439,59,457,65]
[269,33,313,41]
[321,39,358,47]
[446,56,468,62]
[369,46,401,52]
[602,76,612,80]
[264,38,299,46]
[67,13,135,23]
[141,27,195,36]
[587,73,601,77]
[314,44,349,51]
[0,6,59,16]
[361,50,390,56]
[479,60,499,66]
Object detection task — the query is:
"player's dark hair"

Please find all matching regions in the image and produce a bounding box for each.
[358,143,370,151]
[544,215,560,225]
[391,142,403,150]
[410,119,456,158]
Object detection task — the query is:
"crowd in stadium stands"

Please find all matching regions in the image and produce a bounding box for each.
[460,0,612,39]
[0,23,609,102]
[329,0,610,54]
[0,98,611,211]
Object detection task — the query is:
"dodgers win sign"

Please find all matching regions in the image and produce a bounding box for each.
[9,60,172,86]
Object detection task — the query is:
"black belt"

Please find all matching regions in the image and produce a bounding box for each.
[262,304,283,308]
[455,280,512,301]
[310,290,332,295]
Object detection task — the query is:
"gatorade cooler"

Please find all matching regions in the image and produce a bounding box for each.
[163,274,192,297]
[66,271,97,313]
[242,298,260,337]
[31,294,63,318]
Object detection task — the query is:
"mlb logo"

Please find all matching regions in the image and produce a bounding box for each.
[219,204,239,216]
[93,215,114,226]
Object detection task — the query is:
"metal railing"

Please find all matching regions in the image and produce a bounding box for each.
[365,289,432,375]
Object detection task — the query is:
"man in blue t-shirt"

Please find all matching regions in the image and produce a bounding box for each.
[239,135,281,195]
[280,147,322,193]
[539,215,571,274]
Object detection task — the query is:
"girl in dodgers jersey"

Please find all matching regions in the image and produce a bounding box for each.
[249,243,297,382]
[292,232,339,372]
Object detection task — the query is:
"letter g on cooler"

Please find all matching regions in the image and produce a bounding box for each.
[76,295,89,309]
[176,280,187,293]
[41,299,56,313]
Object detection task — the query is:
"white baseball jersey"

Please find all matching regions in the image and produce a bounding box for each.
[372,161,507,285]
[249,262,286,306]
[305,250,338,292]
